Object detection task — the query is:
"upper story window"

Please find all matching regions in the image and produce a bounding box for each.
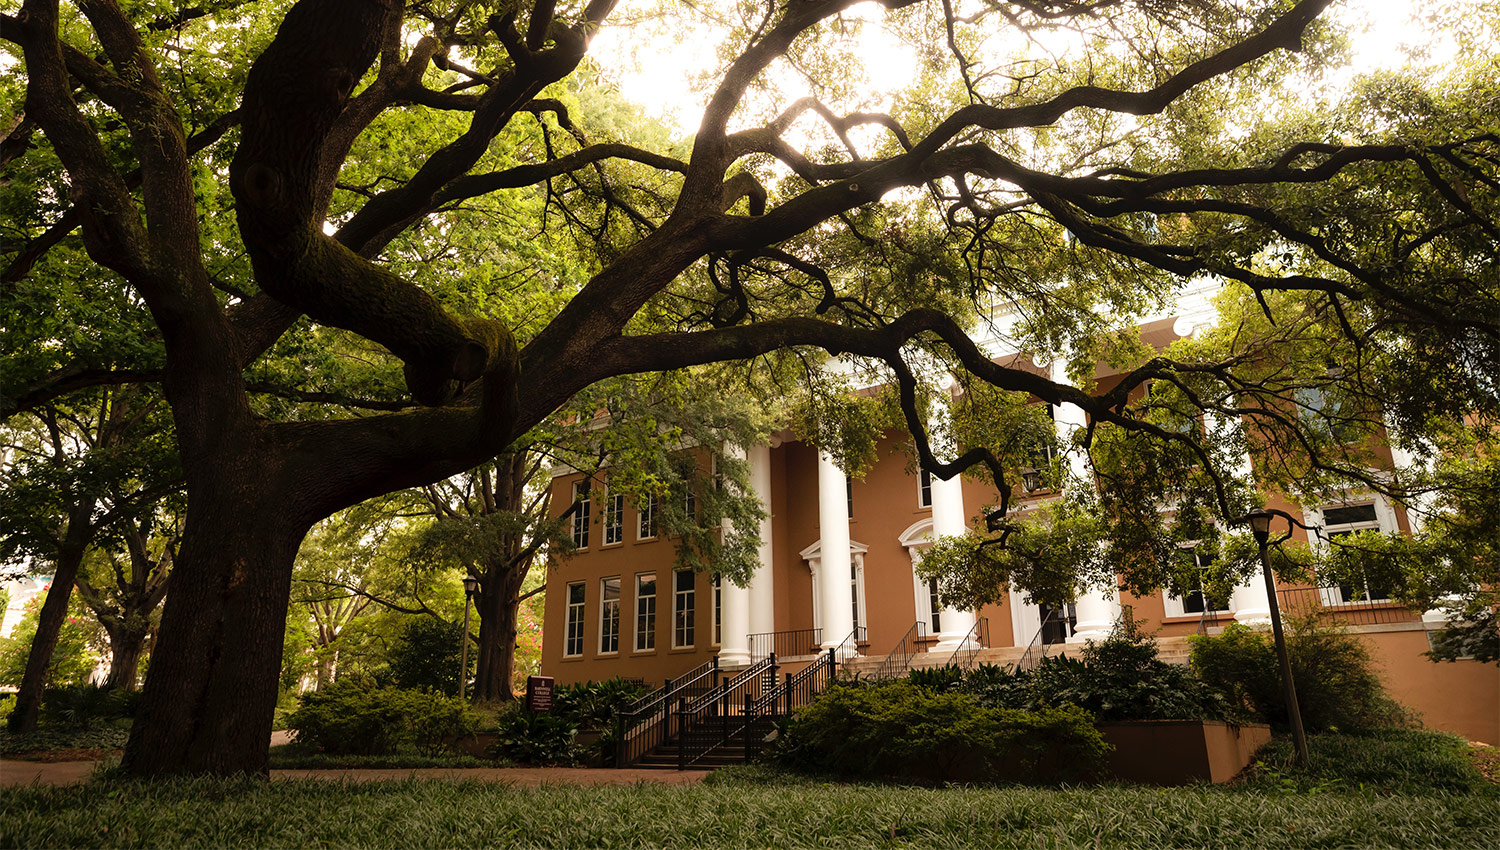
[1313,501,1395,603]
[1165,544,1232,617]
[1023,406,1057,493]
[638,492,658,540]
[712,573,722,646]
[569,480,591,549]
[846,477,854,519]
[918,469,933,508]
[603,489,625,546]
[564,582,585,657]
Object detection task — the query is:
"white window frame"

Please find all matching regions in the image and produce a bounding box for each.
[634,572,657,652]
[917,469,933,509]
[569,479,591,549]
[637,493,658,540]
[673,570,696,649]
[711,573,722,646]
[599,577,621,655]
[1162,543,1234,618]
[1307,496,1399,605]
[564,582,586,658]
[603,489,625,546]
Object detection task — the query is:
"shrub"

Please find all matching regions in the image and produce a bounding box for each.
[956,622,1236,722]
[553,677,649,729]
[287,682,478,756]
[39,685,141,727]
[488,706,581,765]
[1190,618,1412,732]
[775,680,1109,784]
[905,665,966,692]
[386,618,469,694]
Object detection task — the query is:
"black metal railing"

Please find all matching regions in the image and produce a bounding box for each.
[624,658,717,714]
[1017,608,1060,672]
[748,627,824,660]
[614,658,721,767]
[676,654,777,769]
[945,617,990,672]
[872,621,927,680]
[1277,586,1414,626]
[745,647,839,761]
[831,625,867,665]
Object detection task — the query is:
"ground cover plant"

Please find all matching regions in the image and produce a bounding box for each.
[286,681,478,757]
[2,768,1497,850]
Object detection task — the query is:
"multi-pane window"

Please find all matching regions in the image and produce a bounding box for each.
[564,582,585,657]
[638,493,658,539]
[926,577,943,634]
[1321,503,1392,602]
[712,573,722,645]
[918,470,933,508]
[1179,548,1230,614]
[846,478,854,519]
[635,573,657,651]
[683,483,697,524]
[674,570,696,648]
[599,577,621,654]
[570,480,591,548]
[603,490,624,545]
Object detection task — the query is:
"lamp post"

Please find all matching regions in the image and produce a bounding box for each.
[459,575,479,701]
[1247,508,1310,767]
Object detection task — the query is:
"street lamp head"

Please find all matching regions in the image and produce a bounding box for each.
[462,575,479,595]
[1247,508,1273,545]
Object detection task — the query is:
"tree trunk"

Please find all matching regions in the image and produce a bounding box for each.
[315,651,336,690]
[104,623,148,691]
[7,502,94,733]
[121,482,306,777]
[473,565,524,702]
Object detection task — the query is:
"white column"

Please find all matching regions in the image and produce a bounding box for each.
[929,409,977,650]
[816,451,855,654]
[1052,359,1120,643]
[1231,580,1272,625]
[717,448,752,666]
[747,443,777,652]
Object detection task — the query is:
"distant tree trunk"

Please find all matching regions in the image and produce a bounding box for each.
[122,478,307,777]
[7,501,95,733]
[103,624,147,691]
[315,652,337,690]
[473,564,525,701]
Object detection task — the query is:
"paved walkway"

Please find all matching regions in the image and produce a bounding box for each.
[1,759,710,788]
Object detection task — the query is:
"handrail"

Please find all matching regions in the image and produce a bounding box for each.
[748,627,823,660]
[614,658,722,767]
[624,658,717,714]
[828,625,867,664]
[872,621,927,680]
[676,654,777,769]
[1016,608,1057,672]
[945,617,989,672]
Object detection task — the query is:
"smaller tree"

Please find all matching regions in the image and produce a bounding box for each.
[0,588,103,690]
[74,510,177,690]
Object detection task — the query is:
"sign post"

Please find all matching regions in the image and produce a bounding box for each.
[526,675,555,713]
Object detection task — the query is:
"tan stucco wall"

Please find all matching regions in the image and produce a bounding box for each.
[1360,627,1499,745]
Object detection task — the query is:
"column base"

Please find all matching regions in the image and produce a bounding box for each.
[1233,608,1272,626]
[717,648,752,667]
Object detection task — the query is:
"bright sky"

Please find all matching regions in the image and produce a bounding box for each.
[588,0,1473,140]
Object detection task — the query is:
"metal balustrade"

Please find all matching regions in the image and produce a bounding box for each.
[945,617,990,672]
[1277,586,1414,626]
[748,628,823,660]
[871,621,927,680]
[623,658,717,714]
[676,655,777,769]
[614,658,721,768]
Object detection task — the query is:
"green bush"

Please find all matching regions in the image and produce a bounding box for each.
[955,623,1236,722]
[386,618,470,694]
[553,677,649,729]
[39,685,140,727]
[775,680,1110,784]
[1239,728,1495,795]
[488,706,581,765]
[286,682,478,756]
[1190,619,1412,732]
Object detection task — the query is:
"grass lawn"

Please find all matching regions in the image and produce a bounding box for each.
[3,730,1496,848]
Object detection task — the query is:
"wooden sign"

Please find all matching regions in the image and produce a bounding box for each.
[526,675,555,712]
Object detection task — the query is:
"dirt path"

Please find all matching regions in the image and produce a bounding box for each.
[1,759,710,788]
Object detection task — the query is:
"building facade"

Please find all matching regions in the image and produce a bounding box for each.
[539,291,1500,745]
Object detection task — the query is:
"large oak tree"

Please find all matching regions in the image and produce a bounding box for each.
[4,0,1495,776]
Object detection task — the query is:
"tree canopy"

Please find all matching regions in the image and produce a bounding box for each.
[3,0,1496,775]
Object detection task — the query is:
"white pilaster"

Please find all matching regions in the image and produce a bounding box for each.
[747,443,777,651]
[816,451,856,654]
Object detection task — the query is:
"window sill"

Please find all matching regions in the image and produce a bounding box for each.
[1162,614,1233,624]
[600,541,625,549]
[631,649,657,656]
[560,655,584,662]
[597,651,619,658]
[669,646,696,654]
